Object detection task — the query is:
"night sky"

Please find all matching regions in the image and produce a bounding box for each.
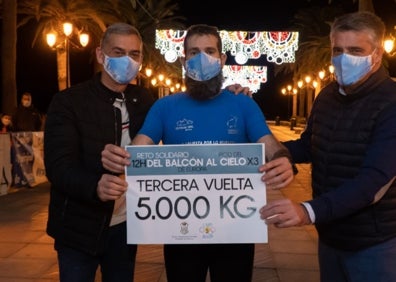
[11,0,396,119]
[178,0,396,119]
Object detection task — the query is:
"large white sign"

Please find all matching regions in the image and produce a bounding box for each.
[125,143,267,244]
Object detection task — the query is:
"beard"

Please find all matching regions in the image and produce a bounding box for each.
[185,72,224,101]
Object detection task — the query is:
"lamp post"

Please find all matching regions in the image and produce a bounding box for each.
[46,22,89,90]
[384,25,396,56]
[281,84,297,119]
[296,75,318,119]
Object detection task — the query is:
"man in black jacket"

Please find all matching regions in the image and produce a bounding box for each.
[44,23,155,282]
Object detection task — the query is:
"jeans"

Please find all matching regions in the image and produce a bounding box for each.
[318,236,396,282]
[55,222,137,282]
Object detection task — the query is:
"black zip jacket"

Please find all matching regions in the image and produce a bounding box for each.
[44,73,155,255]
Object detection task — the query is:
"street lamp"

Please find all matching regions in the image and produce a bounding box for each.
[45,22,90,90]
[296,75,318,119]
[281,84,297,119]
[384,25,396,56]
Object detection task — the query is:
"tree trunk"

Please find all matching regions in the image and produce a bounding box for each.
[359,0,375,12]
[56,47,67,91]
[1,0,17,113]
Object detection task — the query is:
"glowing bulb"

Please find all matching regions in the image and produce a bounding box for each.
[318,71,325,80]
[329,65,335,74]
[79,33,89,47]
[63,22,73,37]
[145,68,152,77]
[46,33,57,47]
[384,38,394,53]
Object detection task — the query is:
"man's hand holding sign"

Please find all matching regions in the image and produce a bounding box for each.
[125,144,266,244]
[100,23,294,282]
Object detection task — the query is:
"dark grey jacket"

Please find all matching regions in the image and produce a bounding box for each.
[284,67,396,251]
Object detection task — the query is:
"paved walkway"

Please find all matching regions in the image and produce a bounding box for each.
[0,123,319,282]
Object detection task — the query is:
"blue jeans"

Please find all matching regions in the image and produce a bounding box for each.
[55,222,137,282]
[318,236,396,282]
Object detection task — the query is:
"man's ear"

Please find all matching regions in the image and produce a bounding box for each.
[220,53,227,66]
[179,56,186,65]
[375,46,384,62]
[179,56,186,71]
[371,46,384,69]
[96,47,104,64]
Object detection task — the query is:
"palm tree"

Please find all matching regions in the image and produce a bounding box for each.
[17,0,186,91]
[18,0,119,91]
[1,0,17,113]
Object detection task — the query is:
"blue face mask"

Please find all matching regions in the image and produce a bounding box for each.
[185,52,222,81]
[103,54,140,84]
[331,53,373,86]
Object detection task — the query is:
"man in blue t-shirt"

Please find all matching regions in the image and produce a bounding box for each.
[100,24,295,282]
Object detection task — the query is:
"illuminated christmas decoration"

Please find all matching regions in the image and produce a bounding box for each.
[155,29,299,64]
[222,65,267,93]
[155,29,187,63]
[155,29,297,92]
[180,65,267,94]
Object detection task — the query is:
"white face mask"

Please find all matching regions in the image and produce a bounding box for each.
[331,52,373,86]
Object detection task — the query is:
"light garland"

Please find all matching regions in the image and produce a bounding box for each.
[155,29,187,63]
[222,65,267,93]
[155,29,298,92]
[156,29,299,64]
[180,65,267,93]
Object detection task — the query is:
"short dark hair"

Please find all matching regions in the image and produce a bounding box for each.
[331,11,385,48]
[184,24,222,53]
[21,92,32,98]
[101,23,143,48]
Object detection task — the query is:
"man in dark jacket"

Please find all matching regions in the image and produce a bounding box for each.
[44,23,155,282]
[260,11,396,282]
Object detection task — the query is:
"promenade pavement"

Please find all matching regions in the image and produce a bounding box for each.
[0,123,319,282]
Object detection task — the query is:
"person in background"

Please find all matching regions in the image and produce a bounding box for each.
[0,113,13,133]
[11,92,42,188]
[0,113,13,194]
[12,92,42,132]
[260,11,396,282]
[100,24,295,282]
[44,22,250,282]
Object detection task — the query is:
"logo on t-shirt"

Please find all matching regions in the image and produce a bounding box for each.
[227,116,238,134]
[176,118,194,131]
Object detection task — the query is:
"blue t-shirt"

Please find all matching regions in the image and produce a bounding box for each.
[138,89,271,145]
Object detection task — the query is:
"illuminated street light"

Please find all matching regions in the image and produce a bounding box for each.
[46,33,57,48]
[145,68,153,78]
[281,85,297,119]
[384,25,396,56]
[45,22,90,90]
[79,33,89,47]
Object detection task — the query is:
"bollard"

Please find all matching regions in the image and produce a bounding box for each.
[275,116,280,126]
[290,117,296,130]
